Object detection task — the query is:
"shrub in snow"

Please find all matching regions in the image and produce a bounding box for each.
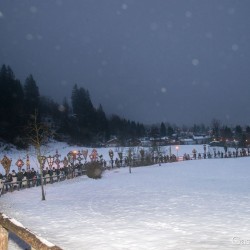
[85,161,103,179]
[144,152,153,166]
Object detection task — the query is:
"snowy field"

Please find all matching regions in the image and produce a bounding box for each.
[1,144,250,249]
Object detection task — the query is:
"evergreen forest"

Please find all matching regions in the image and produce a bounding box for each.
[0,64,146,148]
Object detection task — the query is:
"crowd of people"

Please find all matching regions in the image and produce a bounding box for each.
[1,147,250,195]
[185,147,249,160]
[0,164,87,194]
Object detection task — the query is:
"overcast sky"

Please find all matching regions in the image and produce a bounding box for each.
[0,0,250,126]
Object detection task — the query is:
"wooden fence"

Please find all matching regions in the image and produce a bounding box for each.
[0,213,62,250]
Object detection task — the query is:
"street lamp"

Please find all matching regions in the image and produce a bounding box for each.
[72,150,77,165]
[176,146,179,158]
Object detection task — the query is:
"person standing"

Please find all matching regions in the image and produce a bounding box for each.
[17,169,24,189]
[5,172,13,191]
[30,168,37,186]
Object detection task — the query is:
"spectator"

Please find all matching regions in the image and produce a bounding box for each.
[26,169,32,187]
[22,169,27,177]
[17,169,24,189]
[30,168,37,186]
[192,149,197,159]
[5,172,13,191]
[12,170,17,178]
[36,170,41,186]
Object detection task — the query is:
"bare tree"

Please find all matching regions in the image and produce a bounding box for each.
[26,111,52,201]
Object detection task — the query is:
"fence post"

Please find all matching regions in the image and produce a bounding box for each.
[0,225,8,250]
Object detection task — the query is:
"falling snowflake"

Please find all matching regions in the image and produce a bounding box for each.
[29,6,37,14]
[61,80,67,86]
[121,4,128,10]
[227,8,235,15]
[55,45,61,51]
[232,44,239,51]
[0,11,3,18]
[185,11,192,18]
[166,21,173,29]
[56,0,63,6]
[150,22,158,31]
[192,59,199,66]
[25,34,33,40]
[205,32,213,39]
[101,60,107,66]
[58,105,65,112]
[155,102,161,107]
[161,87,167,93]
[37,34,43,40]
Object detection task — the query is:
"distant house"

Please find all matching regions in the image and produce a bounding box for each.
[193,135,211,144]
[127,138,141,147]
[209,140,223,147]
[149,137,170,146]
[105,138,120,147]
[140,138,151,147]
[180,138,195,145]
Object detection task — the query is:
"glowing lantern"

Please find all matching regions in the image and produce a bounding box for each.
[1,155,12,175]
[15,158,24,171]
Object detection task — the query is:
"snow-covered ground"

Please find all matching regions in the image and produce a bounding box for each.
[1,144,250,249]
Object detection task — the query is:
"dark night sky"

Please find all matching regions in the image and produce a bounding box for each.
[0,0,250,125]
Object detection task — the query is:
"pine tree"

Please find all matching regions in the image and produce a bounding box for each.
[24,75,40,119]
[160,122,167,137]
[95,104,108,139]
[0,65,24,141]
[60,97,70,131]
[71,84,95,127]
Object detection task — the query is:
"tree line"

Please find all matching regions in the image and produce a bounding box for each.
[1,64,250,149]
[0,64,146,148]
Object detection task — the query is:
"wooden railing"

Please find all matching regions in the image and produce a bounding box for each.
[0,213,62,250]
